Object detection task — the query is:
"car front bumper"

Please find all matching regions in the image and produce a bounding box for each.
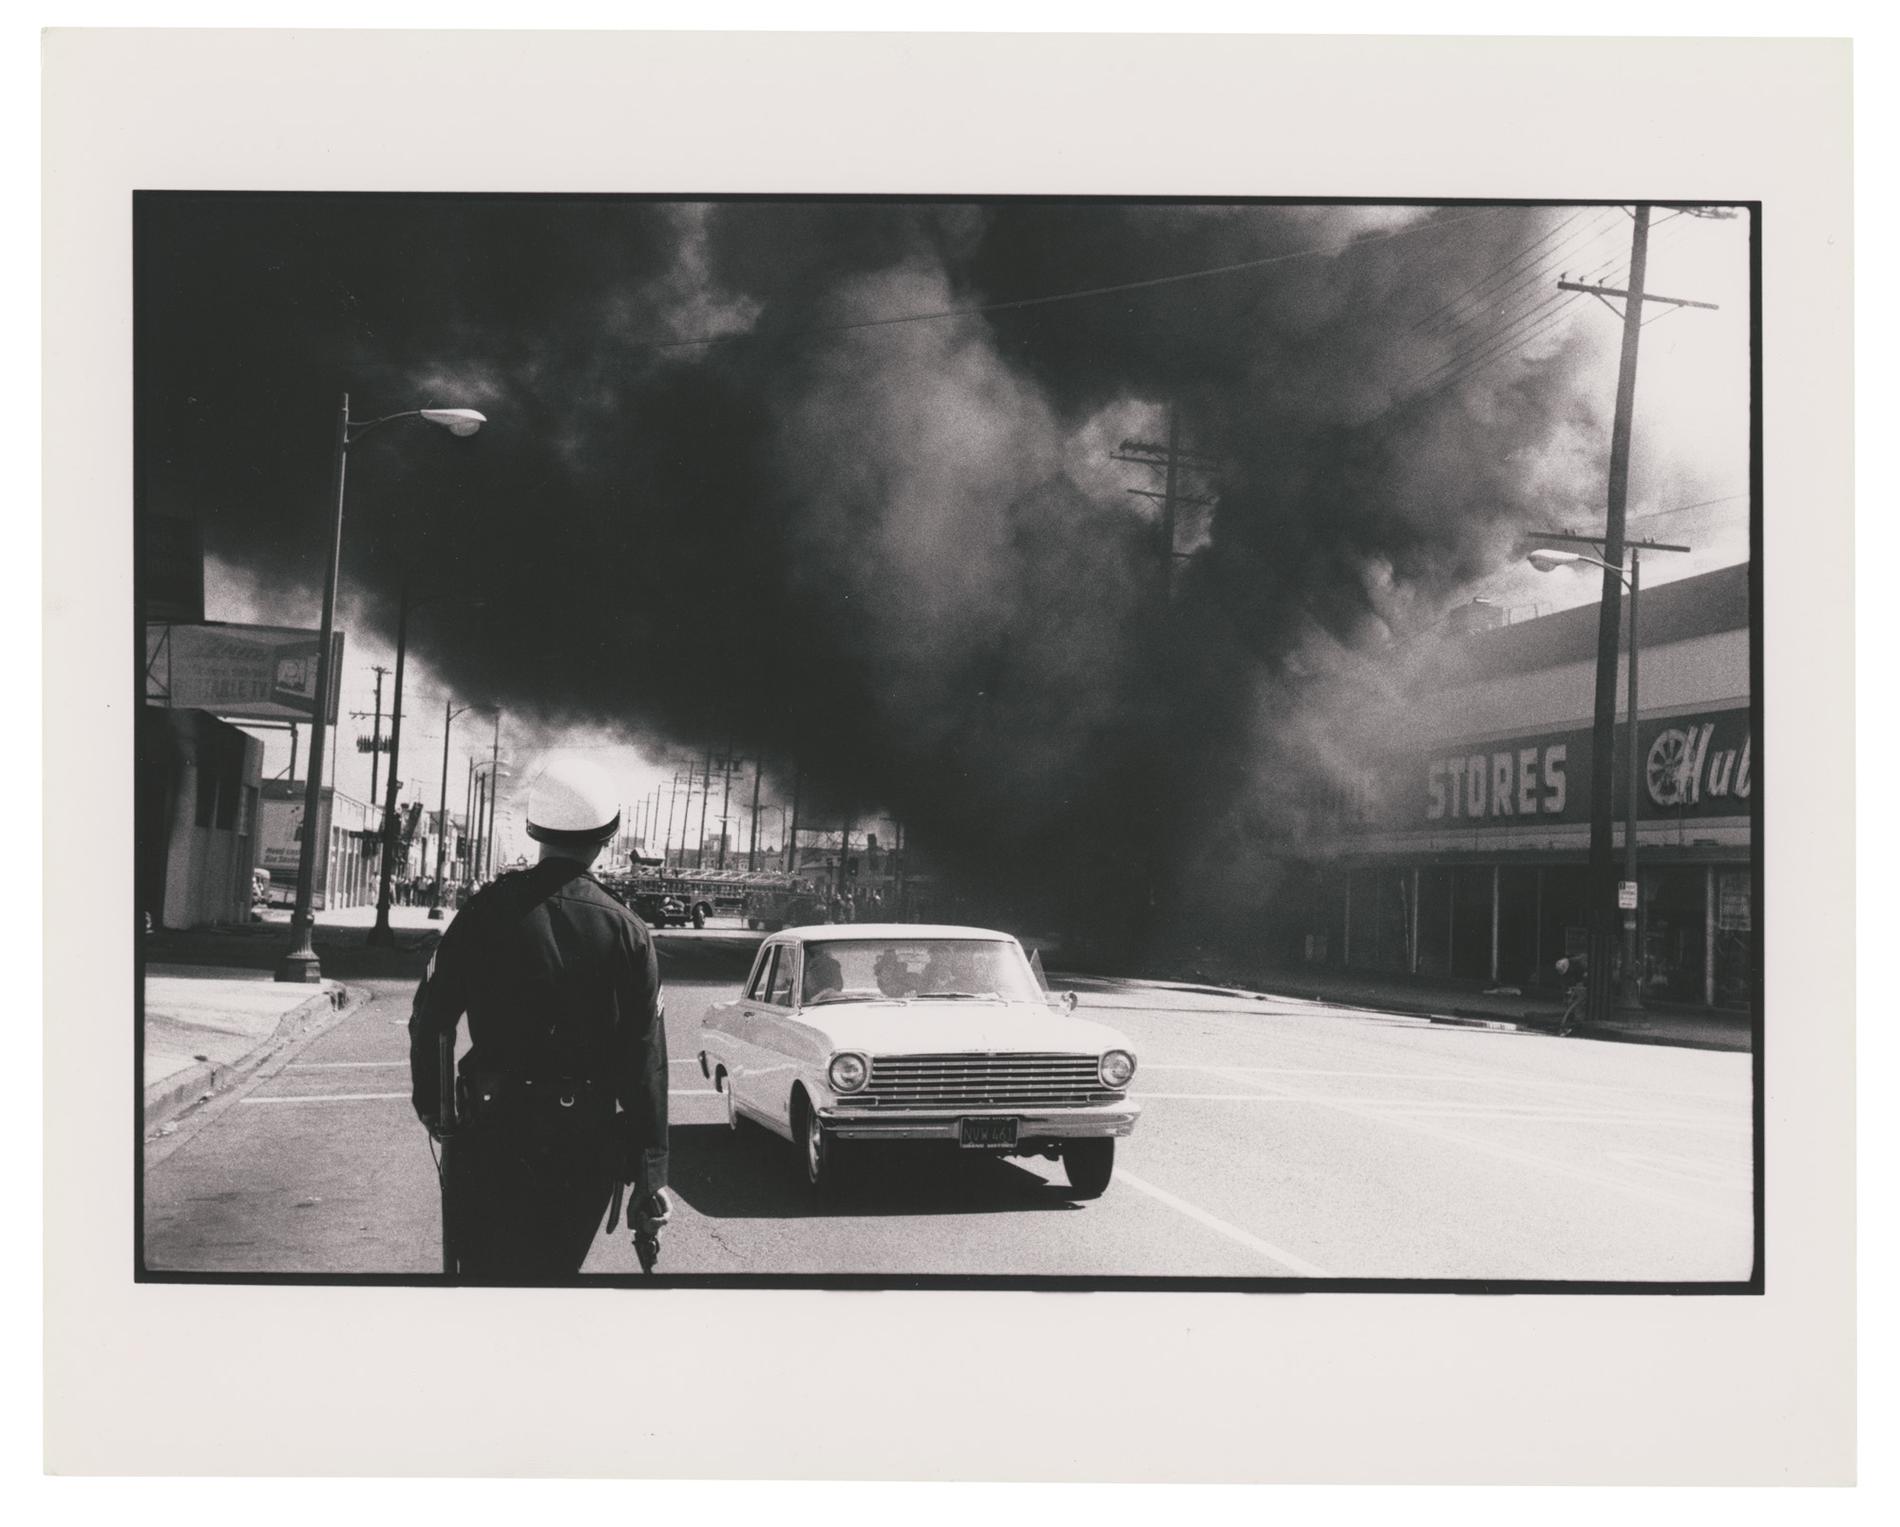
[817,1101,1141,1143]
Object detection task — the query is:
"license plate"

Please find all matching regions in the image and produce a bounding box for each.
[958,1116,1019,1149]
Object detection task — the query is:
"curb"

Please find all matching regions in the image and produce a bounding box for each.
[1274,988,1531,1035]
[143,984,352,1129]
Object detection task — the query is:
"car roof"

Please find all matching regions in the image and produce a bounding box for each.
[773,923,1017,944]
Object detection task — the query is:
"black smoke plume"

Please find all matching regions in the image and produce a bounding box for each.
[136,195,1612,953]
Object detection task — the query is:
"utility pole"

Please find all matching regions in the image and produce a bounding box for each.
[368,665,388,804]
[484,711,502,878]
[748,747,763,872]
[786,758,802,874]
[1558,205,1718,1030]
[716,740,741,870]
[695,747,713,869]
[1111,402,1221,604]
[368,580,410,948]
[429,697,469,920]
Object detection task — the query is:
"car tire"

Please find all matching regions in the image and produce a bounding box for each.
[796,1092,845,1195]
[717,1070,741,1133]
[747,919,761,931]
[1063,1139,1115,1199]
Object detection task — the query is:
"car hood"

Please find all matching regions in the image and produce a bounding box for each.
[793,999,1133,1057]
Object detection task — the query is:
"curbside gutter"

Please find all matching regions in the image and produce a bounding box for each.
[143,984,355,1131]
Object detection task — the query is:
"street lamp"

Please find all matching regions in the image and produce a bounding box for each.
[277,393,486,983]
[1528,532,1690,1020]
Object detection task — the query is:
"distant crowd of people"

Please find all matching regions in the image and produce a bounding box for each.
[388,874,477,910]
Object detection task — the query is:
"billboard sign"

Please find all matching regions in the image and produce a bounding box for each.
[145,622,345,723]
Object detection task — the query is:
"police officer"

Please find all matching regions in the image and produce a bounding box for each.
[409,754,670,1277]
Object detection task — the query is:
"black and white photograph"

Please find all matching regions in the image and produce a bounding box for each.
[43,26,1858,1486]
[131,190,1758,1287]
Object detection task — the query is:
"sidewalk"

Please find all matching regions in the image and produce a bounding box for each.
[143,970,347,1127]
[140,904,443,1130]
[1234,964,1752,1052]
[1054,944,1752,1053]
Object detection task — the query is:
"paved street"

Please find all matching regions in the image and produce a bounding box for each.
[143,936,1754,1282]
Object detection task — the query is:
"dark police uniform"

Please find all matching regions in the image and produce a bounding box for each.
[409,857,668,1276]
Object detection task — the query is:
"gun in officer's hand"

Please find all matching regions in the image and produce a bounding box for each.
[631,1188,671,1274]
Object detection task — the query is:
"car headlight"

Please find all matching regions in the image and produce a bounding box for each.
[828,1052,869,1093]
[1099,1050,1136,1089]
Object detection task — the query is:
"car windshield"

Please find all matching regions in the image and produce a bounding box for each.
[799,938,1043,1005]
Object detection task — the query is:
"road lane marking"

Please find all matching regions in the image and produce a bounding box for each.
[241,1088,719,1105]
[287,1060,406,1068]
[1116,1169,1331,1278]
[1206,1066,1752,1228]
[1131,1092,1743,1130]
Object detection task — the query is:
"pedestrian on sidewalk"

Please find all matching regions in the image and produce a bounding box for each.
[409,755,671,1277]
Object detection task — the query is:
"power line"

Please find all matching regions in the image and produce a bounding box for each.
[1407,207,1589,332]
[1394,222,1629,397]
[1429,210,1627,337]
[1398,211,1699,403]
[1414,207,1618,335]
[630,205,1513,354]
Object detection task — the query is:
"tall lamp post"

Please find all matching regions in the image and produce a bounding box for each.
[1529,532,1690,1020]
[276,395,486,983]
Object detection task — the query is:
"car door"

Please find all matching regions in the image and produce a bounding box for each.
[742,940,804,1137]
[722,942,778,1115]
[714,940,773,1089]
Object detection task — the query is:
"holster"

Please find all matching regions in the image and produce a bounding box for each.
[460,1068,619,1180]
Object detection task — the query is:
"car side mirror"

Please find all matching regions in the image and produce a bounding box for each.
[1046,990,1078,1013]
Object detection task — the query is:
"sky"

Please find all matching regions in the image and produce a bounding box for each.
[144,196,1752,931]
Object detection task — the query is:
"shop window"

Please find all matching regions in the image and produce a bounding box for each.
[1537,867,1590,990]
[1641,866,1709,1004]
[1713,871,1752,1010]
[1451,866,1492,980]
[1415,869,1452,977]
[1497,867,1541,986]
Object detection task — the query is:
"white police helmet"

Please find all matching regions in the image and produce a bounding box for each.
[525,755,621,846]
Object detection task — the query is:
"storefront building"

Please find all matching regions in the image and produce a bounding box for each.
[1296,563,1752,1010]
[137,707,265,930]
[257,780,381,911]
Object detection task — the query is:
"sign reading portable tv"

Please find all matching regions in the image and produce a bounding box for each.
[144,621,346,724]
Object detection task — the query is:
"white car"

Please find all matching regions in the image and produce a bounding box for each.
[698,924,1141,1198]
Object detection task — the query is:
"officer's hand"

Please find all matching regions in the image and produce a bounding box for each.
[632,1188,673,1232]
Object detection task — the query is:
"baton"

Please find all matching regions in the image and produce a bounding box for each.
[436,1030,457,1276]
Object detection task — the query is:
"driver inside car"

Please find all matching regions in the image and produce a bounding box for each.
[803,947,845,1003]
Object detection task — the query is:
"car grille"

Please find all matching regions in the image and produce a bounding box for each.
[855,1053,1120,1109]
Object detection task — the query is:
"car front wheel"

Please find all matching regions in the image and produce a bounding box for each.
[1063,1138,1115,1199]
[798,1096,846,1194]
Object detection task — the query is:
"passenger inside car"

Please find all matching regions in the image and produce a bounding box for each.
[873,947,920,998]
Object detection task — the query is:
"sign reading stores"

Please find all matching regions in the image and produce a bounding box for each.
[1323,707,1753,833]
